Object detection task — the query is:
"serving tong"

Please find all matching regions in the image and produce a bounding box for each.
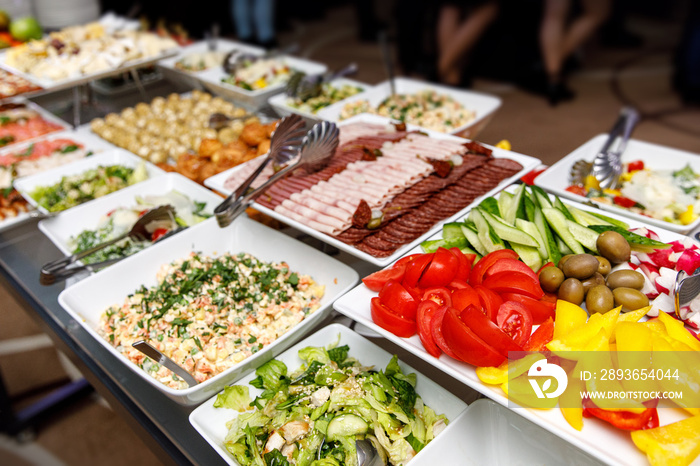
[673,268,700,324]
[39,205,176,285]
[214,116,339,228]
[223,43,299,75]
[285,63,358,101]
[569,106,640,189]
[132,340,198,387]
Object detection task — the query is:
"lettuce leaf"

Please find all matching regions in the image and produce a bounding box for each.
[214,385,253,412]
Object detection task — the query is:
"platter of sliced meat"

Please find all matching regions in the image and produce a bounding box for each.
[205,115,540,266]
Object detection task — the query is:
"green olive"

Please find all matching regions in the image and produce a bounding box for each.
[581,272,605,294]
[596,231,631,264]
[558,278,585,305]
[586,285,615,314]
[561,254,599,280]
[595,256,612,276]
[606,270,645,290]
[539,267,565,293]
[558,254,574,269]
[612,287,649,312]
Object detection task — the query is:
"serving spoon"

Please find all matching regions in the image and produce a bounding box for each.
[132,340,198,387]
[285,63,359,101]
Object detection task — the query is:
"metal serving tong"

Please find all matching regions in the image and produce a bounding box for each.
[674,268,700,322]
[223,43,299,75]
[214,120,340,228]
[570,106,640,189]
[285,63,359,101]
[40,205,175,285]
[132,340,198,387]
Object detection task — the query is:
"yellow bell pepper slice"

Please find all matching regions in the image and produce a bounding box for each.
[658,311,700,351]
[494,139,511,150]
[584,174,600,191]
[553,300,588,339]
[679,205,698,226]
[631,415,700,466]
[559,376,586,431]
[548,317,605,352]
[616,322,653,352]
[476,362,509,385]
[599,306,621,340]
[617,306,651,324]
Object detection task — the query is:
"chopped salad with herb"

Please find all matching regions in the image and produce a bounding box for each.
[566,160,700,226]
[223,58,292,91]
[69,191,210,264]
[29,163,148,212]
[100,252,324,389]
[216,344,447,466]
[285,83,364,114]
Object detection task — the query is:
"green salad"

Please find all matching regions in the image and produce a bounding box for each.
[29,163,148,212]
[286,84,364,114]
[215,343,447,466]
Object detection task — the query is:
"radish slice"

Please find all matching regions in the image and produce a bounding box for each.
[647,248,678,269]
[649,293,674,317]
[639,263,660,284]
[676,249,700,275]
[655,267,678,295]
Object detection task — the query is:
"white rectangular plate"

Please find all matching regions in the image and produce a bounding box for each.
[267,77,370,124]
[316,77,502,139]
[13,149,165,214]
[189,323,468,466]
[198,54,327,109]
[204,114,540,267]
[535,134,700,234]
[38,172,224,256]
[58,217,359,404]
[0,97,70,148]
[333,191,692,466]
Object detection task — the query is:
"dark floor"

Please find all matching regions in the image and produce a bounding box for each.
[1,3,700,465]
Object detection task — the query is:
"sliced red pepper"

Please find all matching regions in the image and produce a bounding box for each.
[501,293,555,325]
[430,305,461,360]
[441,306,505,367]
[151,228,169,242]
[460,304,524,357]
[402,253,433,289]
[565,185,586,197]
[470,249,519,286]
[627,160,644,172]
[417,300,441,358]
[418,247,459,288]
[520,167,547,185]
[482,271,544,300]
[484,258,538,282]
[523,317,554,351]
[378,279,419,320]
[582,398,660,431]
[370,297,416,338]
[363,264,407,292]
[613,196,638,208]
[474,285,503,323]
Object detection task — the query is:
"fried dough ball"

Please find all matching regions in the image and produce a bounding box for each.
[199,138,223,158]
[257,139,271,156]
[212,139,248,164]
[198,163,220,184]
[240,122,268,146]
[176,153,205,181]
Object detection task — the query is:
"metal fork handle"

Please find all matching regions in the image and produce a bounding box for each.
[40,256,125,285]
[615,106,640,157]
[41,231,131,276]
[324,62,358,82]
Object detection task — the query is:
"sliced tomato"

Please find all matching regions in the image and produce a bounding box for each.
[482,271,544,300]
[582,398,659,431]
[418,247,458,288]
[613,196,637,208]
[520,167,547,185]
[363,264,407,292]
[447,278,470,291]
[151,228,169,242]
[430,305,461,360]
[402,254,433,288]
[537,262,555,274]
[417,300,441,358]
[449,247,475,281]
[379,279,419,320]
[496,301,534,347]
[474,285,503,322]
[441,306,505,367]
[565,185,586,196]
[627,160,644,172]
[470,249,519,286]
[501,293,555,325]
[451,285,480,312]
[370,297,416,338]
[422,286,452,307]
[394,253,425,269]
[403,284,423,302]
[484,258,538,282]
[523,317,554,351]
[460,305,524,357]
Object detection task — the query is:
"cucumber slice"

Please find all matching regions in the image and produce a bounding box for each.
[460,247,481,260]
[543,207,584,254]
[553,196,576,222]
[479,197,501,217]
[530,185,553,209]
[556,235,574,255]
[509,242,543,271]
[327,414,368,441]
[587,224,671,252]
[568,206,611,227]
[442,222,466,240]
[566,220,600,252]
[421,236,469,253]
[534,207,561,265]
[516,218,548,259]
[498,191,513,219]
[587,211,630,230]
[523,195,537,222]
[503,183,526,225]
[481,209,538,247]
[470,209,505,253]
[461,223,489,256]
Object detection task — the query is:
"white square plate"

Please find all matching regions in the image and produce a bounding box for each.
[198,55,327,109]
[58,217,359,404]
[189,323,468,466]
[333,191,691,466]
[316,77,502,139]
[13,149,165,214]
[204,114,540,267]
[38,172,223,256]
[535,134,700,234]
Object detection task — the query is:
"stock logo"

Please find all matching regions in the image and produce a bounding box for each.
[528,358,568,399]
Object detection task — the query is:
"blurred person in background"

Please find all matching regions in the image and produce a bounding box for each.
[436,0,500,86]
[539,0,611,104]
[231,0,277,48]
